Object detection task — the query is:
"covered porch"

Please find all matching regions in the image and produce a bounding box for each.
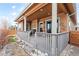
[16,3,52,33]
[15,3,77,56]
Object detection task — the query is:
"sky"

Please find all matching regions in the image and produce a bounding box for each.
[0,3,29,28]
[76,3,79,24]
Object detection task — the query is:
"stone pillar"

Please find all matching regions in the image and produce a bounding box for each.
[23,16,27,31]
[52,3,57,34]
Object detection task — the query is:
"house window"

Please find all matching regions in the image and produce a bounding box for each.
[46,20,52,33]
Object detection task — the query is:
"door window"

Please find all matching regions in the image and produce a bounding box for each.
[46,21,52,33]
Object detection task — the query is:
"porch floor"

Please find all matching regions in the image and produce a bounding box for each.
[60,44,79,56]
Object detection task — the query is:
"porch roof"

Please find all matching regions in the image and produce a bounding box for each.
[15,3,52,22]
[57,3,77,24]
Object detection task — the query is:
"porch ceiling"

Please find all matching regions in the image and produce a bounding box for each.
[57,3,68,14]
[57,3,75,14]
[26,3,52,22]
[63,3,75,14]
[57,3,76,24]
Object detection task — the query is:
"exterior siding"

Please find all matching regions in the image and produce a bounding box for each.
[39,17,46,32]
[30,16,52,32]
[58,13,67,32]
[39,16,52,32]
[31,19,37,31]
[18,20,24,31]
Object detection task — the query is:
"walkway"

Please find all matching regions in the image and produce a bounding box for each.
[0,43,30,56]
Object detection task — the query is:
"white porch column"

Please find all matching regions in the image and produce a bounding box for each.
[23,16,27,31]
[52,3,57,56]
[52,3,57,34]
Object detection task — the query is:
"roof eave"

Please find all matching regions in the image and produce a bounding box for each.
[15,3,33,22]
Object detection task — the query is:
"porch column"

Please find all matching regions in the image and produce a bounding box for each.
[23,16,27,31]
[52,3,57,56]
[52,3,57,34]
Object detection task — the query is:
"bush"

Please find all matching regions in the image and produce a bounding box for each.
[8,36,16,42]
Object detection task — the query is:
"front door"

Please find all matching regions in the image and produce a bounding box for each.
[46,20,52,33]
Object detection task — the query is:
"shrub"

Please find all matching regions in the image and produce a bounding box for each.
[8,36,16,42]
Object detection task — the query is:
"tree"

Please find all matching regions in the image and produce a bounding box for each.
[0,18,9,48]
[1,18,9,29]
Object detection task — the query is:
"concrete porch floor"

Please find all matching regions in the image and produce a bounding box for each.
[60,44,79,56]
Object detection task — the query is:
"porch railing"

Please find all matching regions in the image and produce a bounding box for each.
[16,31,31,42]
[16,31,69,56]
[35,32,69,56]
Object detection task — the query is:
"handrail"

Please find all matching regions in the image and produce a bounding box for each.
[35,32,69,35]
